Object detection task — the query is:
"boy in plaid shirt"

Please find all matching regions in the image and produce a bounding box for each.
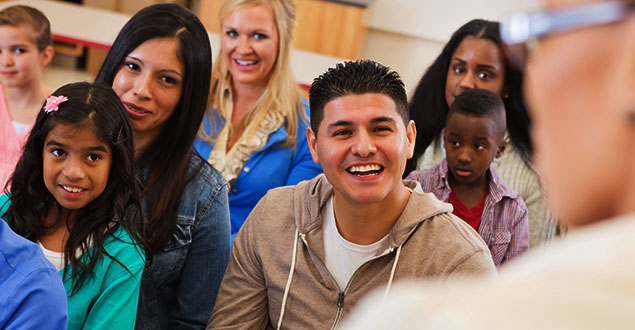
[407,89,529,266]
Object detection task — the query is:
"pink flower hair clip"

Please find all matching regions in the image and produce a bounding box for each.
[44,95,68,114]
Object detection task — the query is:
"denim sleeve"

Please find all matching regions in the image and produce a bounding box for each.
[169,182,231,329]
[3,269,67,330]
[208,193,270,329]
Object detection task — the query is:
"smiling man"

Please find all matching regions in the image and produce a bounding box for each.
[208,60,496,330]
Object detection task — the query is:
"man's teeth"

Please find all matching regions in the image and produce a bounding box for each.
[235,59,257,65]
[348,164,382,174]
[62,185,84,193]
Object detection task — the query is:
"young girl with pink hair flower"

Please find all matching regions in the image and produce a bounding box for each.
[1,82,149,330]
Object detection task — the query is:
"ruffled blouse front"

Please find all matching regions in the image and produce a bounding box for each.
[208,88,285,186]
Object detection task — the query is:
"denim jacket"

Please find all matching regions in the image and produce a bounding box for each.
[135,154,231,330]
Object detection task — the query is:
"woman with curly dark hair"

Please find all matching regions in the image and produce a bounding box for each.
[406,19,555,247]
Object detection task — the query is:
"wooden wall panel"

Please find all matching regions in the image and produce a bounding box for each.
[294,0,366,59]
[199,0,223,32]
[83,0,187,15]
[198,0,367,59]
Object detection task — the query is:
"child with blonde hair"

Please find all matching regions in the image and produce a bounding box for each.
[0,5,54,188]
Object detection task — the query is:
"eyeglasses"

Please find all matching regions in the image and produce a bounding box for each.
[500,1,634,70]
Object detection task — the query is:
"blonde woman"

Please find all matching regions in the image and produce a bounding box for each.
[196,0,322,240]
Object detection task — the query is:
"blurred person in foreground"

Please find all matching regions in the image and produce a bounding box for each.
[341,1,635,329]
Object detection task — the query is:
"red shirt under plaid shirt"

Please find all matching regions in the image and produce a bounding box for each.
[406,159,530,266]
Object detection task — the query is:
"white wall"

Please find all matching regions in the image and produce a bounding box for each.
[362,0,539,95]
[364,29,444,96]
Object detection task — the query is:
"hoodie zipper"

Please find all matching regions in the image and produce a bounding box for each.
[299,234,396,330]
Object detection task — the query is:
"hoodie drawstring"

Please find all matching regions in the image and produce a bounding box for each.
[277,228,300,330]
[381,244,402,304]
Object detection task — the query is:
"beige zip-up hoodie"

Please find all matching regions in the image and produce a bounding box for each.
[208,174,496,330]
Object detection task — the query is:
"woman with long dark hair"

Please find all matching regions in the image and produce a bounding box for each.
[95,4,230,329]
[406,19,555,248]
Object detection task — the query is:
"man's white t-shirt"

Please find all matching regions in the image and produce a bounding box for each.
[322,196,389,290]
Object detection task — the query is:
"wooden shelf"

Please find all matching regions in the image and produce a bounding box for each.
[53,40,84,57]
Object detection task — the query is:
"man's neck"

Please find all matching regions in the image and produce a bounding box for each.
[332,186,411,245]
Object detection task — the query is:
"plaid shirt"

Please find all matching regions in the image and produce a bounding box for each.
[406,159,529,266]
